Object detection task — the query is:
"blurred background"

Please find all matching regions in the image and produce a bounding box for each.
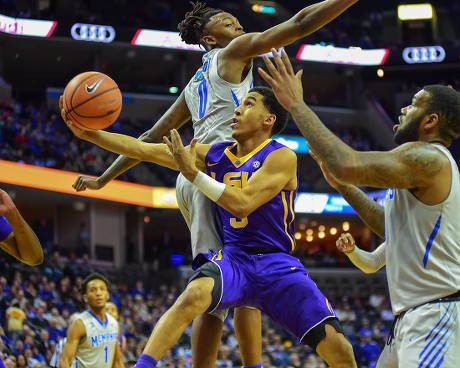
[0,1,459,367]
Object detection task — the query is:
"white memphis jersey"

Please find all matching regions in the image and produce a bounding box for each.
[384,144,460,315]
[72,310,119,368]
[184,48,254,144]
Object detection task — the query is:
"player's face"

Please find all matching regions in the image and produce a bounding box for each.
[203,12,245,48]
[83,279,109,309]
[394,90,428,145]
[232,92,272,140]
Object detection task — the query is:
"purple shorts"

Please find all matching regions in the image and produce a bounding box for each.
[192,246,337,341]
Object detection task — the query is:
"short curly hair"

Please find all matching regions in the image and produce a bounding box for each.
[81,273,110,295]
[178,1,222,45]
[423,85,460,141]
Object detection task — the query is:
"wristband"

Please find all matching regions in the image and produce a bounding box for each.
[192,171,226,202]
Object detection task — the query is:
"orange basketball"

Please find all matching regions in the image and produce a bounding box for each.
[63,71,122,130]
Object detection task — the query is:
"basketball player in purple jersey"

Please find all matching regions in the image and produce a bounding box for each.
[64,86,357,368]
[0,188,43,265]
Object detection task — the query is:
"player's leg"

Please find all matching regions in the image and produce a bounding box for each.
[234,307,263,367]
[258,253,356,368]
[191,313,224,368]
[137,276,214,367]
[179,178,228,366]
[315,322,357,368]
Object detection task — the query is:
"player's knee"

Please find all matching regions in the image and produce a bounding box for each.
[316,324,356,368]
[179,278,214,315]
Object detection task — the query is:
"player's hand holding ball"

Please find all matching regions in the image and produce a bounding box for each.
[60,71,122,134]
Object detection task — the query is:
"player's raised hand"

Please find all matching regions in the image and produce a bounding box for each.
[258,49,304,111]
[72,175,104,192]
[336,232,356,254]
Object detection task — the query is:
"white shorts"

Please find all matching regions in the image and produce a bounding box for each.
[377,300,460,368]
[176,173,223,259]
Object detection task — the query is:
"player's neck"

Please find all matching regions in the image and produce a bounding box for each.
[89,308,107,322]
[234,135,271,156]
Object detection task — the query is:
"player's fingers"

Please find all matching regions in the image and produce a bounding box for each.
[170,129,182,151]
[258,67,276,87]
[261,54,279,78]
[296,69,304,80]
[189,138,198,151]
[272,48,287,75]
[281,49,294,76]
[163,136,173,152]
[59,95,64,110]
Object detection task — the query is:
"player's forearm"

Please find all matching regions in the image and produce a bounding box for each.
[4,209,43,265]
[346,242,386,274]
[82,130,152,162]
[335,184,385,238]
[290,102,357,182]
[59,356,73,368]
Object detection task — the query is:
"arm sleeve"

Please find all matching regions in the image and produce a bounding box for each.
[346,242,386,274]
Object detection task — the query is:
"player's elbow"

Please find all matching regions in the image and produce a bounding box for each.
[226,203,253,219]
[22,251,44,266]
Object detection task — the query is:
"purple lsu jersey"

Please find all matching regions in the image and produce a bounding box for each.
[0,216,13,242]
[205,139,297,253]
[198,140,337,341]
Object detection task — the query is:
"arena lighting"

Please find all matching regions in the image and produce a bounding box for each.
[398,4,433,21]
[296,44,390,66]
[252,4,276,14]
[273,135,309,153]
[131,29,202,51]
[70,23,116,43]
[0,13,57,37]
[402,45,445,64]
[0,160,178,209]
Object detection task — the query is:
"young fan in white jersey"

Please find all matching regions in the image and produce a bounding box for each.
[259,48,460,368]
[63,1,360,367]
[59,273,123,368]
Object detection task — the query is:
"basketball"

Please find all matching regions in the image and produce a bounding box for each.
[63,71,122,130]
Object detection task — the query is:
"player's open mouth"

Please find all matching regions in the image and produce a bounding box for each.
[393,124,400,132]
[230,118,239,128]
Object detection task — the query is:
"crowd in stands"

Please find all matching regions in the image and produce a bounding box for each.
[0,249,392,368]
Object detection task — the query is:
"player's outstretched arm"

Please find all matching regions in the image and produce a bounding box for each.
[336,233,386,274]
[0,189,44,265]
[61,92,191,191]
[223,0,359,61]
[59,319,85,368]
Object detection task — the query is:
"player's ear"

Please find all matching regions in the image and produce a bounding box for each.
[425,113,439,129]
[264,114,276,128]
[202,34,217,47]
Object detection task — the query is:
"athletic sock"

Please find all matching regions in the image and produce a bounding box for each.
[134,354,157,368]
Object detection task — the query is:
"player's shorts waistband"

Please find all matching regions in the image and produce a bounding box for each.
[240,246,283,255]
[431,290,460,303]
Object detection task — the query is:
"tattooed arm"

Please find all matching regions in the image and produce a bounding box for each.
[310,149,385,238]
[259,50,450,205]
